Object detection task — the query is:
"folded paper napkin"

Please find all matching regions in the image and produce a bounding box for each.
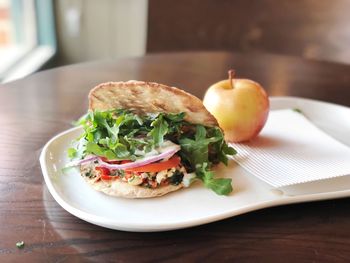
[231,109,350,193]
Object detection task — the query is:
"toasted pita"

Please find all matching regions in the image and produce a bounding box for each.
[80,163,183,198]
[88,81,218,127]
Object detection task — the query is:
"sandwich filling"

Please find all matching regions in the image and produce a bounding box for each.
[80,154,192,189]
[68,109,236,195]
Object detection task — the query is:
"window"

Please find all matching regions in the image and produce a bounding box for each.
[0,0,56,83]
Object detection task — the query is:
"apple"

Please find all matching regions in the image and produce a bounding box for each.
[203,70,269,142]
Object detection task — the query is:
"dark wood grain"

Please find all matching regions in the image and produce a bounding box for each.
[148,0,350,64]
[0,52,349,262]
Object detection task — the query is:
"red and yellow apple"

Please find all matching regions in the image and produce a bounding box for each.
[203,70,269,142]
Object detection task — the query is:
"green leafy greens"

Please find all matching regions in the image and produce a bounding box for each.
[70,109,237,195]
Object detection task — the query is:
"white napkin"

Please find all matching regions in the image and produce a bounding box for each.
[231,109,350,194]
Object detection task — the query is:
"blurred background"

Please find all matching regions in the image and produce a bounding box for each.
[1,0,350,83]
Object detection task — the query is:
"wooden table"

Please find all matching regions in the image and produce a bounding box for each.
[0,52,349,262]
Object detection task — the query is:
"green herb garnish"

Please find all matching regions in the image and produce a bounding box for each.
[293,108,303,114]
[16,241,25,249]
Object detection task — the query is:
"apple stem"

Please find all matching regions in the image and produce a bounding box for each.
[228,69,235,89]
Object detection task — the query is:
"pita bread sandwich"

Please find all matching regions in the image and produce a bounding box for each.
[67,81,236,198]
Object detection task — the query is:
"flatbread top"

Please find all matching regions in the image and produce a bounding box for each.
[88,81,218,127]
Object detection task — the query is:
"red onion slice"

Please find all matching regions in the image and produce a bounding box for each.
[98,146,180,170]
[66,154,98,167]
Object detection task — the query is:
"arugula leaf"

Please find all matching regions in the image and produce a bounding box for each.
[195,125,206,141]
[179,137,208,167]
[218,142,237,165]
[114,143,130,159]
[179,125,221,168]
[223,143,237,155]
[86,142,103,155]
[149,114,169,146]
[205,177,233,195]
[165,112,185,122]
[104,150,118,160]
[94,111,120,140]
[86,142,117,159]
[67,148,77,158]
[178,125,235,195]
[197,163,232,195]
[69,137,88,160]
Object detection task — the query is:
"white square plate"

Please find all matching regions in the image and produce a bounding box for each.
[40,97,350,232]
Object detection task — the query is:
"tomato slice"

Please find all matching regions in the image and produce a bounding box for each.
[101,174,115,180]
[95,166,110,175]
[125,156,181,173]
[95,166,116,180]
